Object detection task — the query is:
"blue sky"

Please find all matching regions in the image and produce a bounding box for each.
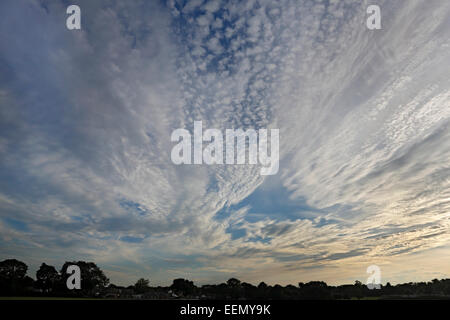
[1,0,450,286]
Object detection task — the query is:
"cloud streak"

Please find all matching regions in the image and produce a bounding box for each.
[0,0,449,286]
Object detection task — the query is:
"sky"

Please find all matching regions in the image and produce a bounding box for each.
[0,0,450,287]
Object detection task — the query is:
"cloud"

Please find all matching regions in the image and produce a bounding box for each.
[0,0,449,286]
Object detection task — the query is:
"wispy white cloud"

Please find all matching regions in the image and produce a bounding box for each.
[0,0,449,286]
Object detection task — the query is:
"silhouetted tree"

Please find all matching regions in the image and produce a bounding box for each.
[0,259,30,295]
[256,282,269,299]
[60,261,109,296]
[36,263,59,293]
[227,278,241,288]
[258,282,268,289]
[0,259,27,279]
[171,278,196,296]
[134,278,150,294]
[4,257,450,299]
[270,284,285,299]
[299,281,331,299]
[226,278,242,298]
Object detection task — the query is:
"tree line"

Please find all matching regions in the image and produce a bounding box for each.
[2,258,450,299]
